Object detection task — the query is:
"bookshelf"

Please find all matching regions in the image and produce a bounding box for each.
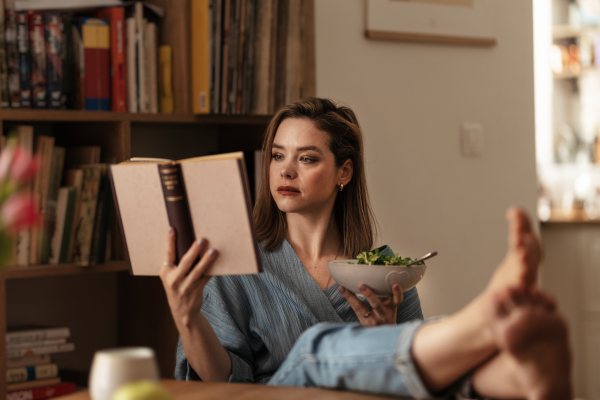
[0,0,316,396]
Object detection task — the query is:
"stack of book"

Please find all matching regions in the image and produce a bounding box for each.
[5,327,76,399]
[4,125,116,267]
[192,0,310,115]
[0,0,171,113]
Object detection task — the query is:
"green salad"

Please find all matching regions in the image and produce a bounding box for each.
[355,248,424,266]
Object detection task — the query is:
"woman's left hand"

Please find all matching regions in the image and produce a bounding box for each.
[338,283,403,326]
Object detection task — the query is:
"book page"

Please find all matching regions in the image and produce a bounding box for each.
[181,158,260,275]
[111,163,168,275]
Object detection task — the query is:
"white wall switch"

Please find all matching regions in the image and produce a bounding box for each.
[461,123,484,157]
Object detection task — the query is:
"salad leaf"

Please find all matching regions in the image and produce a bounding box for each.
[354,250,424,266]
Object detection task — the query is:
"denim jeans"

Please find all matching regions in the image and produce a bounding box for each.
[267,320,442,399]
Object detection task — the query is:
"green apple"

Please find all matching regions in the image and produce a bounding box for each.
[111,380,171,400]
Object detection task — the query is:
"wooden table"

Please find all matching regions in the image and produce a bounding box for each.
[57,379,402,400]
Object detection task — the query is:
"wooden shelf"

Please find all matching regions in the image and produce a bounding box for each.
[553,24,600,40]
[0,109,273,125]
[0,260,129,280]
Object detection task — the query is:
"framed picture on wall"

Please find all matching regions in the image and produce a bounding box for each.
[365,0,497,47]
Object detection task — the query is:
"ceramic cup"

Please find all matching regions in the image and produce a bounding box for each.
[89,347,160,400]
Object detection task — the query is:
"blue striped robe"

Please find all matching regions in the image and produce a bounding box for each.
[175,240,424,383]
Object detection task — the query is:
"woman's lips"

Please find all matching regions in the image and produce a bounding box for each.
[277,186,301,196]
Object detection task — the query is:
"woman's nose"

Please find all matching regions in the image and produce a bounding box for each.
[280,161,296,179]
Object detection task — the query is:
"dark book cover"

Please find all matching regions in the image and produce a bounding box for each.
[45,12,62,109]
[28,11,47,109]
[5,10,20,108]
[274,0,287,111]
[60,12,74,109]
[0,4,10,108]
[16,11,30,108]
[158,163,195,264]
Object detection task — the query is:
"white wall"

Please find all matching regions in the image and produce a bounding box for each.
[315,0,538,316]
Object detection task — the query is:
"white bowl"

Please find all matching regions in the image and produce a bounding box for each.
[327,260,427,297]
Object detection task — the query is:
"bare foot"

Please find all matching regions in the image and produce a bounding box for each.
[487,208,542,294]
[492,287,572,400]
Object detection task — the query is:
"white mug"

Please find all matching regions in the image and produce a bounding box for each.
[89,347,160,400]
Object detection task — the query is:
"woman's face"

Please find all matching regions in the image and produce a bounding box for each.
[269,118,349,215]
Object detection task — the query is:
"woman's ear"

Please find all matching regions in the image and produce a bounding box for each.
[340,159,353,185]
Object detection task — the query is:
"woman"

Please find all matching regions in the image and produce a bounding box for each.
[161,98,570,399]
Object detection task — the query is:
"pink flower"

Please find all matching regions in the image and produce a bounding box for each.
[0,192,40,234]
[10,147,41,185]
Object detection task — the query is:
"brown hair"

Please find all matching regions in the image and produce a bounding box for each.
[253,97,378,258]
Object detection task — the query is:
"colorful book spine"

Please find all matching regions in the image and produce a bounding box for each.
[94,7,126,112]
[44,12,62,109]
[28,11,47,109]
[80,18,109,111]
[6,382,76,400]
[192,0,211,114]
[16,12,30,108]
[6,364,58,384]
[72,165,102,265]
[5,10,20,108]
[0,0,10,108]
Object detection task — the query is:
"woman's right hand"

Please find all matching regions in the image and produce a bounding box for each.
[160,227,219,328]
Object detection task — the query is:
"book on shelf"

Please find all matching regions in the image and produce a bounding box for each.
[192,0,210,114]
[71,164,102,265]
[40,145,65,264]
[94,6,126,112]
[14,0,122,11]
[6,342,74,358]
[7,377,61,392]
[79,17,110,111]
[6,326,70,344]
[0,0,9,108]
[29,135,54,265]
[16,11,30,108]
[6,363,58,383]
[158,44,173,114]
[6,381,76,400]
[6,354,51,369]
[7,338,66,351]
[60,12,73,109]
[45,11,63,109]
[125,16,136,112]
[109,152,262,276]
[6,9,20,108]
[28,10,46,109]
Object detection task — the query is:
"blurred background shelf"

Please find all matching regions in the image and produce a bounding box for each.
[0,110,273,125]
[1,261,129,280]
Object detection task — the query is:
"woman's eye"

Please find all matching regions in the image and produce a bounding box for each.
[272,154,283,161]
[300,157,315,163]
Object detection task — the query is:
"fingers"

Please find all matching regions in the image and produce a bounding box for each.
[338,286,371,318]
[184,248,219,291]
[171,238,209,282]
[161,227,177,278]
[358,284,386,323]
[391,284,403,306]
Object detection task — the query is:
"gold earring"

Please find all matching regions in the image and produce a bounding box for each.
[339,183,344,191]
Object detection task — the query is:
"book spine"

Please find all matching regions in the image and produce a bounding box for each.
[95,7,126,112]
[145,22,157,114]
[158,45,173,114]
[60,12,72,109]
[81,18,110,111]
[220,0,230,113]
[7,338,66,351]
[28,11,46,109]
[158,163,195,264]
[6,364,58,384]
[72,165,102,265]
[125,17,137,113]
[134,3,147,113]
[89,165,107,264]
[0,0,9,108]
[7,382,76,400]
[6,354,51,369]
[6,327,70,344]
[6,377,61,392]
[44,12,62,109]
[192,0,211,114]
[16,12,29,108]
[6,342,74,358]
[5,10,20,108]
[59,186,76,263]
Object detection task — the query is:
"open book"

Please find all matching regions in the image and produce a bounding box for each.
[109,152,262,276]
